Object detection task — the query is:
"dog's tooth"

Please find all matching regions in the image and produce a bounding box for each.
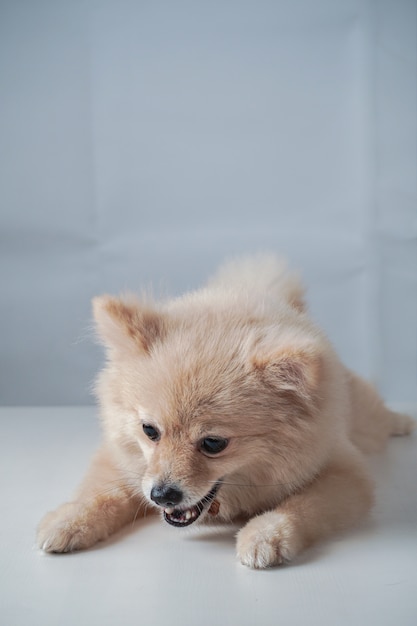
[165,507,174,515]
[185,510,192,520]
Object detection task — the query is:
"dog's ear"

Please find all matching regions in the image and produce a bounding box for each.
[252,344,321,399]
[92,295,165,357]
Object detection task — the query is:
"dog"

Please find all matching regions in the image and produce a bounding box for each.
[37,255,414,568]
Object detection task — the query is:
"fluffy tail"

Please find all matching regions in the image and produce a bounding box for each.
[348,371,416,453]
[388,409,416,436]
[208,254,306,312]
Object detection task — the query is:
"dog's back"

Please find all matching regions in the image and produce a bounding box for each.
[207,255,415,454]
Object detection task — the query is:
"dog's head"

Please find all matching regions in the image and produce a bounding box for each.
[93,294,330,526]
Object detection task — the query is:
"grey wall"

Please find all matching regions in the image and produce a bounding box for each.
[0,0,416,407]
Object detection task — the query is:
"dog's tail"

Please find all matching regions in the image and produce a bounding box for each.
[347,370,416,453]
[208,253,306,312]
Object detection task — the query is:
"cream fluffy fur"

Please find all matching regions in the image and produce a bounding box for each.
[37,255,414,568]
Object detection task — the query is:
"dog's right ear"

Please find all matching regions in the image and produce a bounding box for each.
[92,295,165,357]
[252,341,322,402]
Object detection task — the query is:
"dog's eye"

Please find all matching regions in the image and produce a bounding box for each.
[143,424,161,441]
[200,437,229,455]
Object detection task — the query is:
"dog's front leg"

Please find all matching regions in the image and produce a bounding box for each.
[37,444,149,553]
[236,445,373,568]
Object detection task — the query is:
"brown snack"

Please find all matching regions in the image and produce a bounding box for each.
[208,499,220,516]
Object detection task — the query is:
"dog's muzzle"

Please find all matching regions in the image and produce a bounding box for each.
[152,481,222,528]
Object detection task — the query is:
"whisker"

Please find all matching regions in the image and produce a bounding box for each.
[132,502,144,527]
[54,465,296,519]
[219,480,291,488]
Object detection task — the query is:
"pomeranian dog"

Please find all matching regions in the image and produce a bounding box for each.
[37,255,414,568]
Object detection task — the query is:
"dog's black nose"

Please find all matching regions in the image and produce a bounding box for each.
[150,484,183,508]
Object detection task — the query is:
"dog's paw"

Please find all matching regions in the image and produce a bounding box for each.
[236,511,301,569]
[37,501,106,553]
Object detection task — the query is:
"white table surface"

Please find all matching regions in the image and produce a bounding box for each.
[1,406,416,626]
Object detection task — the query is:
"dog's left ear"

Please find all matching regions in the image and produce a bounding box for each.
[252,344,321,399]
[92,295,165,357]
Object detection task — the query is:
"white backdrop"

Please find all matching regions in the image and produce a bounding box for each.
[0,0,416,407]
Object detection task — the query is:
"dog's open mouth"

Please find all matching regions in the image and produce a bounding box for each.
[163,481,221,528]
